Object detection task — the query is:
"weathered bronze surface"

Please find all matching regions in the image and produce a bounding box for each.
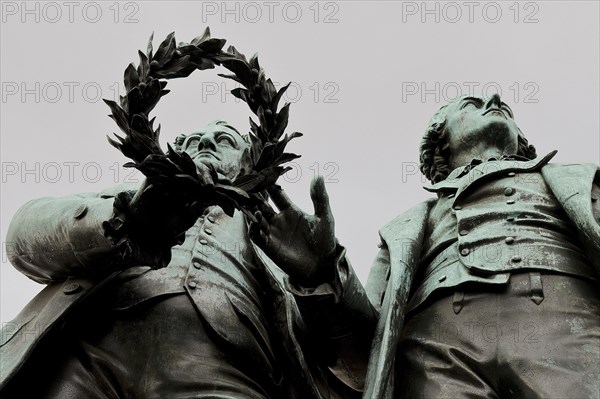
[359,94,600,398]
[2,32,599,398]
[0,117,373,398]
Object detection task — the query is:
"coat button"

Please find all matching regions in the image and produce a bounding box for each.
[199,239,208,245]
[438,275,447,283]
[508,172,516,177]
[204,229,213,235]
[207,216,215,223]
[506,199,515,205]
[505,237,515,244]
[459,229,469,236]
[63,283,82,295]
[460,248,470,256]
[511,256,522,263]
[504,187,515,196]
[193,262,201,269]
[188,281,197,289]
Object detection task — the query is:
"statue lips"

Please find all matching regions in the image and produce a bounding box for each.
[196,151,221,160]
[482,108,506,118]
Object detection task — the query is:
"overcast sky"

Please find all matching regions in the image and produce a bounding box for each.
[1,1,599,323]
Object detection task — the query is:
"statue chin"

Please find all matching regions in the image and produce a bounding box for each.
[471,121,519,151]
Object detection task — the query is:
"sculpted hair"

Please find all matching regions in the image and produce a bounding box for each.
[419,97,538,184]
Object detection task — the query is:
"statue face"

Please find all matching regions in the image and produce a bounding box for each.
[444,94,520,158]
[181,123,249,181]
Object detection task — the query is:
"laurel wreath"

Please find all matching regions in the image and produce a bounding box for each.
[103,27,301,218]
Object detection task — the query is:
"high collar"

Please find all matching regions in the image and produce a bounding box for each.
[423,150,558,194]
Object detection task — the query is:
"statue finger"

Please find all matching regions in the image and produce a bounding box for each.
[310,176,333,219]
[267,185,296,212]
[249,219,269,248]
[254,211,271,235]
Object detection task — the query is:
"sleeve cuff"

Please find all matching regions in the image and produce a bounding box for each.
[284,244,348,303]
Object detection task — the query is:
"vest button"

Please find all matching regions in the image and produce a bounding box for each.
[505,237,515,244]
[204,228,213,235]
[438,275,447,283]
[460,248,470,256]
[193,262,201,269]
[188,281,197,289]
[199,239,208,245]
[504,187,515,196]
[511,256,522,263]
[207,216,215,223]
[459,229,469,236]
[508,172,516,177]
[506,199,515,205]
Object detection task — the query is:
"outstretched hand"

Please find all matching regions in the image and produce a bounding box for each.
[250,176,337,283]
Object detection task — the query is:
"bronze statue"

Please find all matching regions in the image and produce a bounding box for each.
[0,118,376,398]
[2,25,598,398]
[266,93,599,398]
[362,94,600,398]
[0,30,374,398]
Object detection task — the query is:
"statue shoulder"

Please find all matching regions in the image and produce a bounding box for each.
[378,198,436,241]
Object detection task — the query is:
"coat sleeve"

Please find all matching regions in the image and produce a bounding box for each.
[286,244,379,393]
[5,184,138,284]
[365,243,391,314]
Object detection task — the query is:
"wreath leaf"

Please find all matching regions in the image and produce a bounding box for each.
[104,28,302,218]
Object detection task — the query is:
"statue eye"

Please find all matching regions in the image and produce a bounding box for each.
[184,137,200,149]
[460,100,478,109]
[217,135,235,146]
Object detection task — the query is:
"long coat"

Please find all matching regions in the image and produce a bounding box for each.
[361,163,600,399]
[0,184,372,398]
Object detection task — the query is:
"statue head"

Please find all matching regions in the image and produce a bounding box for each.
[419,94,537,184]
[174,120,252,181]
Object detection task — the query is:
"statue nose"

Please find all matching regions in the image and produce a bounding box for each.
[486,93,502,109]
[198,135,217,151]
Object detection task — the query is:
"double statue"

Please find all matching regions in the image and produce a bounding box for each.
[1,30,599,399]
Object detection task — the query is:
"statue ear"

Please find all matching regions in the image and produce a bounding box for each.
[237,146,253,177]
[173,134,187,152]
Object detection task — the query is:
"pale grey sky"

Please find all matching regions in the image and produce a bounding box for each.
[1,1,599,323]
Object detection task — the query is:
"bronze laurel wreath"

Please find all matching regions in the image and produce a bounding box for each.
[103,27,301,217]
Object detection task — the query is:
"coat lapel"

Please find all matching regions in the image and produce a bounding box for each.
[363,199,434,399]
[542,163,600,273]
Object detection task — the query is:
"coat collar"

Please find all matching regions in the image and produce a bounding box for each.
[423,150,558,195]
